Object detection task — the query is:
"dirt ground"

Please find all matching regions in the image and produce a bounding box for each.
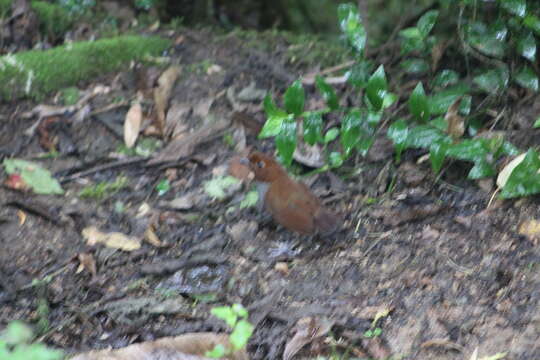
[0,28,539,360]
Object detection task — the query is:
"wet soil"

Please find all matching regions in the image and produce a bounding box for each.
[0,28,539,360]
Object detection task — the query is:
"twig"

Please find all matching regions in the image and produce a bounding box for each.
[58,157,146,183]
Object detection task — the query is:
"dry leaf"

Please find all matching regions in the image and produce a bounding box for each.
[496,153,527,189]
[283,317,334,360]
[70,332,248,360]
[445,97,464,141]
[124,102,143,148]
[82,226,141,251]
[154,66,182,135]
[518,219,540,244]
[293,142,325,168]
[144,226,164,247]
[77,253,97,277]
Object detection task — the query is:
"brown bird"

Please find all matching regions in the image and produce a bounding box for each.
[244,151,341,236]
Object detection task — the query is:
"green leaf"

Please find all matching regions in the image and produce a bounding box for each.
[232,303,248,318]
[404,125,447,148]
[211,306,237,328]
[240,190,258,209]
[156,179,170,196]
[473,67,509,94]
[229,319,254,351]
[501,149,540,198]
[514,66,539,91]
[341,109,362,156]
[260,95,290,138]
[399,27,422,39]
[315,75,339,110]
[324,128,339,143]
[204,176,240,200]
[205,344,227,358]
[3,159,64,195]
[429,138,451,173]
[409,82,430,122]
[417,10,439,38]
[399,27,425,54]
[346,60,373,88]
[428,84,470,115]
[337,3,367,55]
[401,58,429,74]
[524,14,540,36]
[445,139,497,179]
[432,69,460,88]
[382,92,398,109]
[517,32,537,62]
[366,65,387,111]
[356,137,375,156]
[283,79,305,116]
[466,21,507,58]
[329,152,343,167]
[303,113,323,145]
[276,119,297,167]
[499,0,526,17]
[533,116,540,128]
[387,119,408,161]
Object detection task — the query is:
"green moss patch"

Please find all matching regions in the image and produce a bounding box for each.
[0,35,171,101]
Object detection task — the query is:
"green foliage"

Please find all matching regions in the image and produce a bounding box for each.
[206,304,254,358]
[32,1,73,39]
[0,321,63,360]
[0,35,171,100]
[3,159,64,195]
[79,176,128,200]
[57,0,95,15]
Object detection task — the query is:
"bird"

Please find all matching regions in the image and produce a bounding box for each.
[243,151,341,236]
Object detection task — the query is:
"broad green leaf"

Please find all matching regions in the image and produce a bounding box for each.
[466,21,507,58]
[367,110,382,126]
[524,14,540,36]
[409,82,430,122]
[473,67,509,94]
[303,113,323,145]
[430,138,451,173]
[260,95,290,138]
[514,66,539,91]
[204,176,240,200]
[276,119,297,167]
[240,190,258,209]
[346,60,373,88]
[3,159,64,195]
[231,303,248,318]
[366,65,387,111]
[501,149,540,198]
[432,69,460,88]
[230,319,254,350]
[534,116,540,128]
[337,3,367,55]
[399,27,424,54]
[428,84,470,114]
[284,79,305,116]
[500,0,526,17]
[387,119,408,161]
[211,306,237,327]
[430,116,447,131]
[404,125,447,148]
[324,128,339,143]
[517,32,536,62]
[446,138,489,161]
[329,152,343,167]
[382,92,398,109]
[400,27,422,39]
[315,75,339,110]
[401,58,429,74]
[468,159,496,179]
[341,109,362,156]
[417,10,439,38]
[356,137,375,156]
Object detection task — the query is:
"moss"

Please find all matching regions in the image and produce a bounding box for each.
[0,35,171,101]
[31,1,73,40]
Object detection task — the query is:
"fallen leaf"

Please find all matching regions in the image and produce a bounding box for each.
[124,102,143,148]
[144,225,164,247]
[518,219,540,244]
[71,332,247,360]
[3,159,63,195]
[293,142,325,168]
[283,317,334,360]
[445,97,464,141]
[496,153,527,189]
[77,253,97,277]
[154,66,182,135]
[82,226,141,251]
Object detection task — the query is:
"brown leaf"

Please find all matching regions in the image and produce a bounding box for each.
[518,219,540,244]
[283,317,334,360]
[71,332,248,360]
[144,225,164,247]
[76,253,97,277]
[124,102,143,148]
[154,66,182,135]
[445,97,465,141]
[431,40,449,72]
[82,226,141,251]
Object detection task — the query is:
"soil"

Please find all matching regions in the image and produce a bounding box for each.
[0,28,539,360]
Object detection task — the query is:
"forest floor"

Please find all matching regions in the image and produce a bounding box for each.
[0,27,539,360]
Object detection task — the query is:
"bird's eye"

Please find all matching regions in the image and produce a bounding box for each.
[257,161,265,168]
